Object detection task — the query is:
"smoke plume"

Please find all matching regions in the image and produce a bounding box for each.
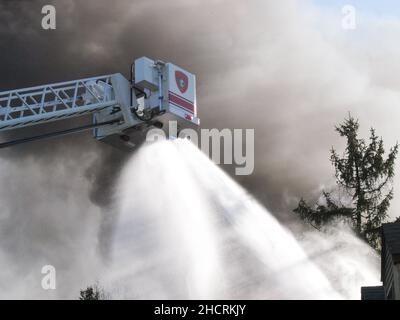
[0,0,397,297]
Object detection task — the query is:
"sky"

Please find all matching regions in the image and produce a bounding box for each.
[0,0,399,298]
[312,0,400,18]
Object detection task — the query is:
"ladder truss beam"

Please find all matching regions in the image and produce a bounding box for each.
[0,75,118,131]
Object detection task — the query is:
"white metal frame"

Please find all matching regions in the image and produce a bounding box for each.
[0,75,118,131]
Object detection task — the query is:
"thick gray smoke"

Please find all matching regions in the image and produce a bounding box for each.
[0,0,397,297]
[3,0,400,216]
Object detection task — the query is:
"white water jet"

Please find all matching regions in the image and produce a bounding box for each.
[103,139,377,299]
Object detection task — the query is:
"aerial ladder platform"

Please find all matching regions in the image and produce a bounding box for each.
[0,57,199,150]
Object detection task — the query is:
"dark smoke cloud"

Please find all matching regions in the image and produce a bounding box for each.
[1,0,332,212]
[0,0,399,297]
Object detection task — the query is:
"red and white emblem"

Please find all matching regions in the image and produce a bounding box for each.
[175,71,189,94]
